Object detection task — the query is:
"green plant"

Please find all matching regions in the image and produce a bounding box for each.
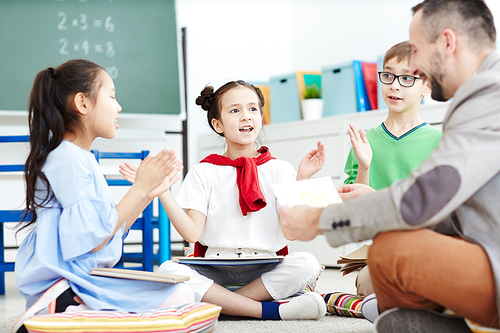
[304,83,322,99]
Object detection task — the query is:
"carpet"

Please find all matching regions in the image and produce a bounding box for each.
[1,312,22,333]
[215,314,373,333]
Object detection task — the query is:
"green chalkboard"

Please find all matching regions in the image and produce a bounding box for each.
[0,0,180,114]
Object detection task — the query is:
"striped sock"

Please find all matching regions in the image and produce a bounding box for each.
[322,292,363,318]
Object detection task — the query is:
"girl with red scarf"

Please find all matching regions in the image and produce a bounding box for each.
[121,80,326,320]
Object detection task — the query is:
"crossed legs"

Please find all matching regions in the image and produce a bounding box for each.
[368,229,499,329]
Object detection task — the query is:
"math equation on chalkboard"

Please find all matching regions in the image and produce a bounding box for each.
[56,2,118,79]
[0,0,181,114]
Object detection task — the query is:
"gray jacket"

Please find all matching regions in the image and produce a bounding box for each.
[319,50,500,317]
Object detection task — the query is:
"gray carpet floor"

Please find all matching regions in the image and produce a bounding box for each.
[215,315,373,332]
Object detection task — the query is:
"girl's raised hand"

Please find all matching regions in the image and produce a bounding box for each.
[348,123,372,171]
[297,141,326,180]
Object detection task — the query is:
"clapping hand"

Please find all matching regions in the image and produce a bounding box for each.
[119,149,183,200]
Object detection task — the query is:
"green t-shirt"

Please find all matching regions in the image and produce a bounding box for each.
[344,122,442,190]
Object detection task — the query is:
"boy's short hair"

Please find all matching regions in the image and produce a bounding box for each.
[383,41,413,67]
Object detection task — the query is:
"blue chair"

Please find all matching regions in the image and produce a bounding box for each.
[0,135,30,295]
[91,150,171,271]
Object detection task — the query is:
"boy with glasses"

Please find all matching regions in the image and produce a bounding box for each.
[339,41,443,308]
[344,41,442,192]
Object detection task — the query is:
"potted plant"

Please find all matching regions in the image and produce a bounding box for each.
[301,83,323,120]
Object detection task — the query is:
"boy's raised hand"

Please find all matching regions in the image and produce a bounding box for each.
[121,149,183,200]
[348,123,372,171]
[297,141,326,180]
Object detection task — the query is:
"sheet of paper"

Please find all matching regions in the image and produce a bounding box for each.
[272,176,342,208]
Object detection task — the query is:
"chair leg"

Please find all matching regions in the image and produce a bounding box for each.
[158,205,171,264]
[0,272,4,296]
[142,204,153,272]
[1,225,6,295]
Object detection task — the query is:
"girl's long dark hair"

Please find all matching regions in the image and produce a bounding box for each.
[20,59,103,232]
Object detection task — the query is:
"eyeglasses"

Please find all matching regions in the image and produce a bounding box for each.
[378,72,422,88]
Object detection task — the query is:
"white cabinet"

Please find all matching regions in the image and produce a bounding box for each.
[198,102,449,266]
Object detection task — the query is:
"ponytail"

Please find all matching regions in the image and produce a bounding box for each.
[20,60,103,232]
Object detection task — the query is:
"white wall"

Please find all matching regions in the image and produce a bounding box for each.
[176,0,500,168]
[175,0,295,167]
[2,0,499,169]
[2,0,500,253]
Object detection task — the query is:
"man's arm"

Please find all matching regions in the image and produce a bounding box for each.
[283,74,500,248]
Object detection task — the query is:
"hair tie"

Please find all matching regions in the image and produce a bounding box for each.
[48,67,57,79]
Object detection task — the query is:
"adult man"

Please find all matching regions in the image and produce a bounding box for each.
[280,0,500,332]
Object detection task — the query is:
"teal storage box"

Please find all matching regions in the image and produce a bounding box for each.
[321,62,357,116]
[377,54,385,110]
[270,73,301,124]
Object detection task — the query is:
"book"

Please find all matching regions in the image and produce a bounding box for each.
[173,256,284,266]
[272,176,342,208]
[337,244,370,276]
[90,267,190,283]
[353,60,371,112]
[361,62,378,110]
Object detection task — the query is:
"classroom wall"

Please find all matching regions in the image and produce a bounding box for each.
[2,0,499,169]
[2,0,500,254]
[176,0,500,168]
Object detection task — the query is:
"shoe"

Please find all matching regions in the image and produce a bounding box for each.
[374,308,473,333]
[12,279,70,333]
[360,293,379,323]
[279,292,327,320]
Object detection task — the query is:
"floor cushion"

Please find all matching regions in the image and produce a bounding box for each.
[22,302,221,333]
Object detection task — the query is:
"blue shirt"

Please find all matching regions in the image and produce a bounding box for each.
[15,140,178,312]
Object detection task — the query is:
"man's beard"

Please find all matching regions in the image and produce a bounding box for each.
[429,51,450,102]
[430,77,448,101]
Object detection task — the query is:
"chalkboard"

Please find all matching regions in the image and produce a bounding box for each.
[0,0,181,115]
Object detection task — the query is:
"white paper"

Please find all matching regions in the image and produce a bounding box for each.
[272,176,342,208]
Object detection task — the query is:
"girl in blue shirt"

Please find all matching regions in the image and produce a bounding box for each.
[14,59,193,331]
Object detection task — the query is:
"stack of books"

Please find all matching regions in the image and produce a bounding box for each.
[337,244,370,276]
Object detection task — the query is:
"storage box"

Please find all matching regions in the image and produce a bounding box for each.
[321,62,357,116]
[251,81,271,125]
[269,73,301,124]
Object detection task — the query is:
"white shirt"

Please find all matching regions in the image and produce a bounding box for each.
[176,158,296,253]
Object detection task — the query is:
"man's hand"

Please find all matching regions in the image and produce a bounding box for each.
[279,205,324,241]
[337,183,376,201]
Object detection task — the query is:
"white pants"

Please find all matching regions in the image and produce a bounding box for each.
[158,252,321,302]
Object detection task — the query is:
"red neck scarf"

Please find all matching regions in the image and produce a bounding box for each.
[200,146,275,216]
